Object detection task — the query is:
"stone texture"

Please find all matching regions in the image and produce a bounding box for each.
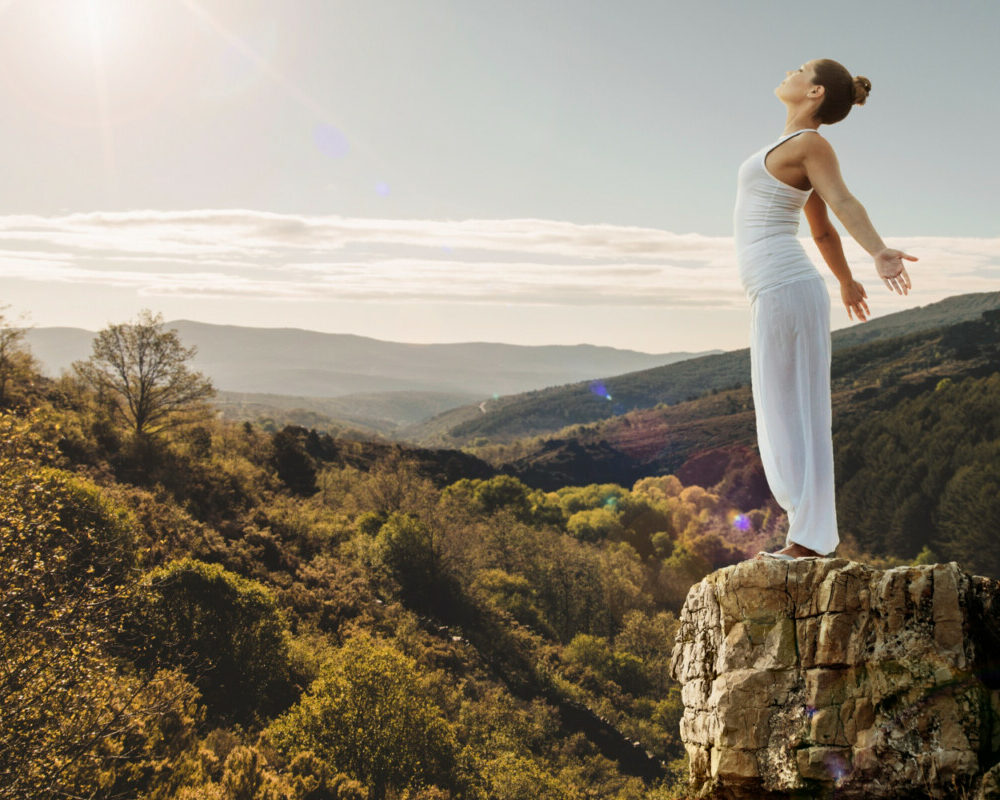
[669,559,1000,799]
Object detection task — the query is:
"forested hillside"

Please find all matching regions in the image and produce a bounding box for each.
[469,310,1000,578]
[833,371,1000,574]
[405,291,1000,447]
[4,308,998,799]
[2,311,792,800]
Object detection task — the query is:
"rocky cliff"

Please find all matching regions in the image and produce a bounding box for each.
[669,559,1000,799]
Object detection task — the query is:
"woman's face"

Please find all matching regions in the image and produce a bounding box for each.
[775,60,820,102]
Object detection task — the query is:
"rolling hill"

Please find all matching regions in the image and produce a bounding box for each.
[212,389,484,438]
[25,321,715,398]
[401,291,1000,447]
[24,321,716,434]
[478,305,1000,496]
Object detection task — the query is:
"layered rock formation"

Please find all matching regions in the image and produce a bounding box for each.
[669,559,1000,799]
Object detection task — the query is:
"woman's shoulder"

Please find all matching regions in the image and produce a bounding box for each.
[798,130,834,150]
[790,130,837,162]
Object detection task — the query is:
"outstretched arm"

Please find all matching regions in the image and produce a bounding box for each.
[802,136,916,295]
[804,192,870,321]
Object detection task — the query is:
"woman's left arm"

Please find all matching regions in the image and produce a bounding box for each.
[803,135,916,295]
[804,192,870,321]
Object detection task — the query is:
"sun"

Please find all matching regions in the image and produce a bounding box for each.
[0,0,130,124]
[83,0,125,55]
[54,0,125,60]
[8,0,127,71]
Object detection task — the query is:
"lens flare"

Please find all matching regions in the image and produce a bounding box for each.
[313,123,349,159]
[375,180,390,196]
[589,380,612,400]
[822,749,850,784]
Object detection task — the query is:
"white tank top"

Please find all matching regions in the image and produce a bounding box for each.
[733,129,822,302]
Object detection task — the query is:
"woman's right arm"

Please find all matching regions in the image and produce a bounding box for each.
[802,135,916,295]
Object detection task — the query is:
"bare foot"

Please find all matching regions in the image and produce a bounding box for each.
[755,543,824,560]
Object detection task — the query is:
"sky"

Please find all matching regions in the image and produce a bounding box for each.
[0,0,997,353]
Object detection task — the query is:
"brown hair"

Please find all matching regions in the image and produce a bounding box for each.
[812,59,871,124]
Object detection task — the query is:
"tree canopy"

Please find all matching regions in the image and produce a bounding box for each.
[267,632,460,800]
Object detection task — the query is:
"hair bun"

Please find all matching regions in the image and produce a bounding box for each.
[853,75,872,106]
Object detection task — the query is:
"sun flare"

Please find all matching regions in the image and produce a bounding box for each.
[76,0,123,58]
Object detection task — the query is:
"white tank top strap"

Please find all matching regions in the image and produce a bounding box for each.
[774,128,820,145]
[763,128,820,163]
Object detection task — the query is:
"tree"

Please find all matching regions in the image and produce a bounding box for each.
[373,511,460,613]
[355,447,436,515]
[471,475,533,519]
[937,455,1000,579]
[567,508,623,543]
[271,427,319,496]
[137,557,293,724]
[267,632,459,800]
[74,310,214,436]
[0,306,37,407]
[531,534,605,642]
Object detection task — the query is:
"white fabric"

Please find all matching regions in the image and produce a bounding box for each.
[734,129,839,555]
[734,129,821,303]
[749,278,838,555]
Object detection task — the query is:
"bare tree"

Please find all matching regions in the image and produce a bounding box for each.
[74,310,215,436]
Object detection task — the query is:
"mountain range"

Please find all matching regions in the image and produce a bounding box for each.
[24,321,716,434]
[401,291,1000,447]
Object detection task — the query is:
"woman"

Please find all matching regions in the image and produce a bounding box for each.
[733,58,917,560]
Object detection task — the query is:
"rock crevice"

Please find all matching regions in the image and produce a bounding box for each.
[669,559,1000,799]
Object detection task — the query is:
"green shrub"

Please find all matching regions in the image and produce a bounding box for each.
[267,632,460,800]
[566,508,623,543]
[138,557,294,724]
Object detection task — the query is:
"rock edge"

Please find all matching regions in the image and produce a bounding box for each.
[669,559,1000,799]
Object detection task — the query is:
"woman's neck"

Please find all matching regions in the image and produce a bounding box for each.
[783,107,820,135]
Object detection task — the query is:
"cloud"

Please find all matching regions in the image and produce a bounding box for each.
[0,210,997,310]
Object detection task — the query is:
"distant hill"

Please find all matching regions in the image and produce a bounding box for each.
[402,291,1000,447]
[483,306,1000,494]
[213,389,483,437]
[24,321,716,428]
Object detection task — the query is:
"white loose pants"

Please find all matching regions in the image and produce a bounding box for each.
[749,276,839,555]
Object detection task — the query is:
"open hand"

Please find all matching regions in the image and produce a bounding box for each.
[875,249,917,295]
[841,279,870,322]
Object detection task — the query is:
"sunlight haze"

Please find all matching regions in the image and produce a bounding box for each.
[0,0,996,351]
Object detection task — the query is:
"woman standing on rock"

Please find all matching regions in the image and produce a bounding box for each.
[734,59,916,560]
